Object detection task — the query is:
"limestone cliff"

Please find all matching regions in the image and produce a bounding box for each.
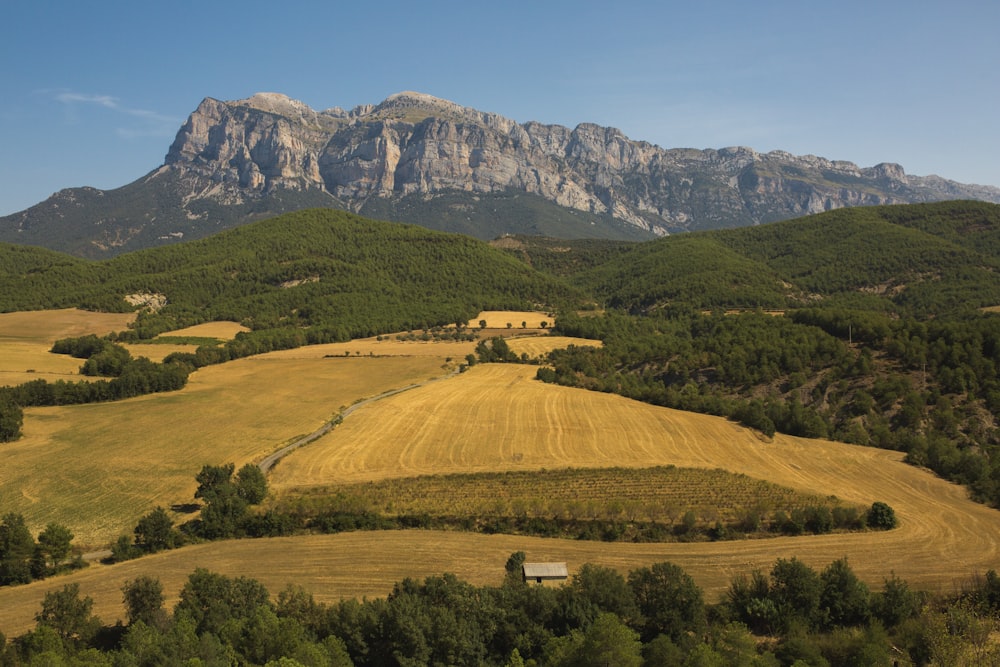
[4,91,999,257]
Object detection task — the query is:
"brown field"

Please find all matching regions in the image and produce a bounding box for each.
[263,364,1000,592]
[0,309,135,343]
[0,354,452,548]
[0,309,136,386]
[470,310,553,329]
[505,335,601,359]
[156,321,250,339]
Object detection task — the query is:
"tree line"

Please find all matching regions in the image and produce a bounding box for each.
[0,514,80,587]
[5,555,1000,665]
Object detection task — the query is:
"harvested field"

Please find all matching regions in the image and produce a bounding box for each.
[0,309,135,343]
[264,364,1000,596]
[0,354,451,547]
[505,335,601,359]
[471,310,553,329]
[156,321,249,339]
[0,309,136,385]
[2,322,999,637]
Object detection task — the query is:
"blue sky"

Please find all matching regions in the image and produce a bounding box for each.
[2,0,998,216]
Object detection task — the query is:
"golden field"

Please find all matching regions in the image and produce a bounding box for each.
[1,309,1000,636]
[0,309,136,386]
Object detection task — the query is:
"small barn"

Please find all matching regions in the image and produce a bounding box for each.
[522,562,568,584]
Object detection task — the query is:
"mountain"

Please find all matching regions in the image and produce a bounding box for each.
[3,91,1000,258]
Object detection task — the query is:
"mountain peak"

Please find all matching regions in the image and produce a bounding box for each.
[5,90,1000,258]
[238,92,310,114]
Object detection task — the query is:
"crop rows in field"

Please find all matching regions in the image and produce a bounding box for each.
[277,465,852,526]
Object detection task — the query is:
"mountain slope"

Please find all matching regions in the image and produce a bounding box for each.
[3,92,999,258]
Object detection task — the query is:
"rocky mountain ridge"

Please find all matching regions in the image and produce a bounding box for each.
[4,91,1000,257]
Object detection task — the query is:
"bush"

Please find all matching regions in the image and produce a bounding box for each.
[867,502,897,530]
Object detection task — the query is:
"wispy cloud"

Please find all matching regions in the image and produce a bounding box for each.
[49,90,180,138]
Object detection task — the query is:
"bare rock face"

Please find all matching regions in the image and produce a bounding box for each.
[161,91,1000,237]
[5,90,1000,257]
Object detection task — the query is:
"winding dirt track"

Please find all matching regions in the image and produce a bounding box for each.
[2,363,999,635]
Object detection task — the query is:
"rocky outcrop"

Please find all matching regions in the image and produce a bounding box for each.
[4,91,1000,257]
[162,91,1000,236]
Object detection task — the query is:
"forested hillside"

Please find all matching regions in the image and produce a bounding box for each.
[526,201,1000,507]
[0,209,579,340]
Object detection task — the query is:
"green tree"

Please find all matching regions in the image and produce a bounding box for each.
[35,583,101,646]
[0,512,36,585]
[134,506,175,552]
[122,575,166,628]
[567,612,642,667]
[867,501,897,530]
[819,558,870,628]
[0,396,23,442]
[505,551,527,584]
[195,463,236,502]
[37,523,74,570]
[560,563,638,630]
[769,557,821,631]
[236,463,268,504]
[628,561,706,643]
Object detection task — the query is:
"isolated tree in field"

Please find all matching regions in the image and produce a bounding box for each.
[37,523,74,570]
[867,501,897,530]
[479,319,487,329]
